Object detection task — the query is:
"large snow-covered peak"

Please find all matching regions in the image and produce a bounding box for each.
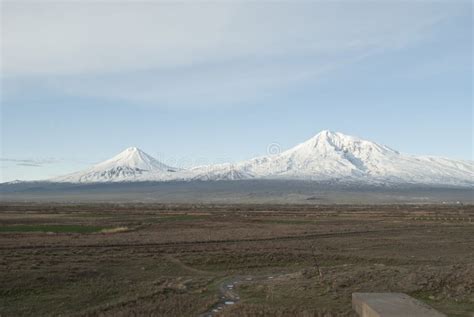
[207,130,473,186]
[289,130,398,158]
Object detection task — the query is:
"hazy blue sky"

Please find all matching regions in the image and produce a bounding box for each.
[1,0,472,182]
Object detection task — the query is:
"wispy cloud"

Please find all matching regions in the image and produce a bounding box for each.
[3,2,462,75]
[16,163,42,167]
[2,1,468,107]
[0,158,60,167]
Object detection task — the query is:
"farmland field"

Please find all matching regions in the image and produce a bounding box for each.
[0,203,473,316]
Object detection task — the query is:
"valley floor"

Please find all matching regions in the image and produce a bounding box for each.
[0,203,473,316]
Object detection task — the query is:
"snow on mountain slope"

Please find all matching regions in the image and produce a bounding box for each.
[190,130,473,186]
[190,164,255,181]
[50,131,473,186]
[54,147,179,183]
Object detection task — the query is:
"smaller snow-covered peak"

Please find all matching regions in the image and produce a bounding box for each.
[52,146,178,183]
[124,146,140,152]
[115,146,144,158]
[95,146,171,172]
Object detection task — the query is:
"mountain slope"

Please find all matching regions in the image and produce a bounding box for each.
[54,147,179,183]
[48,131,473,186]
[191,131,473,186]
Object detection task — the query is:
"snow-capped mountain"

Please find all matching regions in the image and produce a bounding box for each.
[54,147,179,183]
[50,131,473,186]
[190,130,473,186]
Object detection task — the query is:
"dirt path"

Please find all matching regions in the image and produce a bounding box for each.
[198,274,284,317]
[163,254,212,275]
[161,255,244,317]
[198,276,244,317]
[163,255,243,316]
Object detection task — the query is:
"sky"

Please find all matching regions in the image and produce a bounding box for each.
[1,0,473,182]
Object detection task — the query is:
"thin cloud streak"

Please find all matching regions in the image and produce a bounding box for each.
[2,2,464,109]
[0,158,60,167]
[3,2,458,75]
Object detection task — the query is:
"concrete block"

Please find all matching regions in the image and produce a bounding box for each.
[352,292,446,317]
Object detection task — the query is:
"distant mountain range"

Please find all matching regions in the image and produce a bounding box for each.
[43,130,473,187]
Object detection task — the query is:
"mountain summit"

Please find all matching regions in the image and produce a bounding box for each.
[93,147,172,172]
[51,132,473,186]
[191,131,473,186]
[54,147,178,183]
[298,130,398,156]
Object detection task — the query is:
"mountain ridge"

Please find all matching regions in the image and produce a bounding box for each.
[10,131,474,187]
[187,130,472,186]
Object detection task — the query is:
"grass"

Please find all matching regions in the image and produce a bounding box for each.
[236,281,347,316]
[100,226,129,233]
[255,218,318,225]
[156,214,207,222]
[410,290,474,317]
[178,252,311,272]
[1,203,473,316]
[0,225,106,233]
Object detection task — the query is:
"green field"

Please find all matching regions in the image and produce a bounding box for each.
[0,225,106,233]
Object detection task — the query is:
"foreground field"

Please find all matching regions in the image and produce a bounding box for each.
[0,203,473,316]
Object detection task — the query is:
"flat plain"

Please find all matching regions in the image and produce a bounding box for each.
[0,203,473,316]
